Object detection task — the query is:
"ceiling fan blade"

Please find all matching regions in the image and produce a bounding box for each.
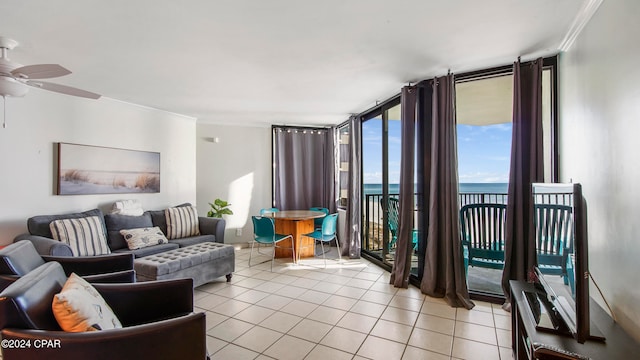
[11,64,72,79]
[26,80,101,99]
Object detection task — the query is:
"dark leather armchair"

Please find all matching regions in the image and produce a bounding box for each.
[0,240,135,291]
[0,261,208,360]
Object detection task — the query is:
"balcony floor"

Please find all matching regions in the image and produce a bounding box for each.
[369,250,505,297]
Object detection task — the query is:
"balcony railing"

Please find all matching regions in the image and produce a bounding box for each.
[363,191,572,254]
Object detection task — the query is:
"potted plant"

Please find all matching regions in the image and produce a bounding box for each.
[207,198,233,218]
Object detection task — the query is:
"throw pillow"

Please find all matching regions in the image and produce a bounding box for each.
[120,226,169,250]
[165,205,200,239]
[52,273,122,332]
[49,216,111,256]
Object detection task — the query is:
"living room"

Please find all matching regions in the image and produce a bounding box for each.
[1,0,639,358]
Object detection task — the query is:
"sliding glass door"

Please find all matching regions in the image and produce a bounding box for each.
[361,100,401,267]
[453,61,556,299]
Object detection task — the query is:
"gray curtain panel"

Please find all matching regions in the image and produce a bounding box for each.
[390,86,417,288]
[345,116,362,258]
[324,128,337,214]
[420,74,474,309]
[501,58,544,304]
[273,127,335,212]
[415,82,433,282]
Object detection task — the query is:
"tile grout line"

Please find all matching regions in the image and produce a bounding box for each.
[207,249,508,359]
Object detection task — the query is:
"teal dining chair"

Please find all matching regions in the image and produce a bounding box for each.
[302,213,340,268]
[256,208,279,255]
[249,216,294,271]
[309,207,329,230]
[260,207,279,215]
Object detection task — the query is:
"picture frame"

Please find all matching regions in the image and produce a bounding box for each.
[57,142,160,195]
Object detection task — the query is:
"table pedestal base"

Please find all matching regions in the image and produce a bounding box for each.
[274,218,315,260]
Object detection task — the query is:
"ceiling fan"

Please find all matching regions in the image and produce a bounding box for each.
[0,36,101,127]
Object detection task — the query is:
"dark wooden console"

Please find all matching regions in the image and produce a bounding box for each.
[510,281,640,359]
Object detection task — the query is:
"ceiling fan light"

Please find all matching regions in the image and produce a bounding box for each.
[0,76,28,97]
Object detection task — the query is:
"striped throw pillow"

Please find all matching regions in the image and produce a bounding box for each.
[165,206,200,239]
[50,216,111,256]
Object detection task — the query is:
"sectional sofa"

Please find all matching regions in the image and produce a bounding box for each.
[15,203,225,257]
[14,203,234,287]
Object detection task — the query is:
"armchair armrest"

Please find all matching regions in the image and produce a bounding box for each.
[83,270,136,283]
[0,270,135,291]
[94,278,194,326]
[41,253,134,276]
[199,216,226,243]
[13,234,73,256]
[0,274,19,292]
[0,312,207,360]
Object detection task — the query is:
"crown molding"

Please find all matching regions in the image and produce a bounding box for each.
[558,0,604,52]
[102,97,197,121]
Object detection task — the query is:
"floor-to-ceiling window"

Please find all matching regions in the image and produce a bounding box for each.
[354,57,558,302]
[455,73,513,296]
[361,98,402,268]
[452,59,557,299]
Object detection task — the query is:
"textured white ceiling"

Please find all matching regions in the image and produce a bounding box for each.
[0,0,589,126]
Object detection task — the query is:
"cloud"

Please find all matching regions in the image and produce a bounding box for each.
[388,135,401,144]
[363,171,382,183]
[493,123,512,131]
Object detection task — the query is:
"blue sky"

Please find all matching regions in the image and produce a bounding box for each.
[457,123,512,183]
[362,119,511,184]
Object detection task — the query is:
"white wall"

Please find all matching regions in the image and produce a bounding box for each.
[0,91,197,245]
[196,123,272,246]
[559,0,640,340]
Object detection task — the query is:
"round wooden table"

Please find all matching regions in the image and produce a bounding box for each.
[263,210,326,261]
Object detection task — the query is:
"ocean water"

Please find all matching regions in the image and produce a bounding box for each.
[363,183,508,195]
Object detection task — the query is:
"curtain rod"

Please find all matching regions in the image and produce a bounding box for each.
[356,93,402,120]
[271,125,331,131]
[343,54,558,123]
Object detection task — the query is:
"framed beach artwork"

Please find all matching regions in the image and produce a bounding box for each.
[57,142,160,195]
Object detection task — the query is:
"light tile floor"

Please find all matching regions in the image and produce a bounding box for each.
[197,247,514,360]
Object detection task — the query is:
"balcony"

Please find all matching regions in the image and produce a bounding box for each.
[362,191,573,296]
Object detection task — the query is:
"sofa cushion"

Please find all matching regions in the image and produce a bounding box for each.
[148,203,192,235]
[28,208,106,239]
[165,206,200,240]
[52,273,122,332]
[49,216,111,256]
[104,213,154,251]
[169,235,216,248]
[120,227,169,250]
[112,243,179,258]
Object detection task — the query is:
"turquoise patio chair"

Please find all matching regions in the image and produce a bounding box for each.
[302,213,340,268]
[249,216,294,271]
[459,203,507,276]
[381,197,418,252]
[534,203,573,285]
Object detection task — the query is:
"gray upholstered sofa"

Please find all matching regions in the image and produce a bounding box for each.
[14,204,226,258]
